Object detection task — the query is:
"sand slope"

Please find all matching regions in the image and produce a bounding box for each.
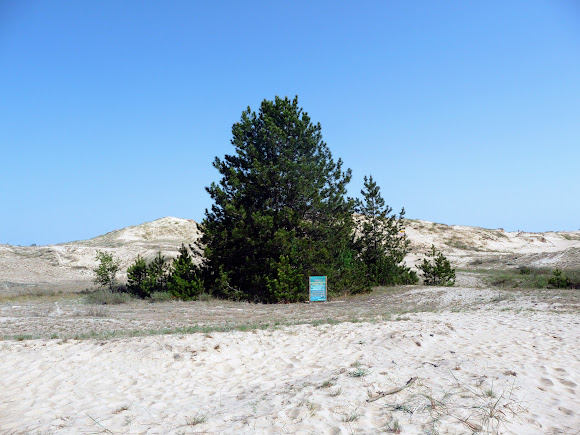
[0,217,202,295]
[1,310,578,434]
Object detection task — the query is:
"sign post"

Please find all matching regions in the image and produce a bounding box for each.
[309,276,327,302]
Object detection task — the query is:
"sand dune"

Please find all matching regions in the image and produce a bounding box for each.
[2,217,579,433]
[1,216,579,296]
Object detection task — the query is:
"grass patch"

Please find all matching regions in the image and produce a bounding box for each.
[84,306,109,317]
[385,419,402,433]
[185,414,207,426]
[342,412,360,422]
[320,379,336,389]
[84,289,131,305]
[149,292,174,303]
[348,368,369,378]
[476,267,580,290]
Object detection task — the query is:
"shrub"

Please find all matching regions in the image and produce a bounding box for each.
[265,255,306,302]
[127,246,204,300]
[93,251,121,291]
[548,268,571,289]
[126,252,170,298]
[167,244,204,300]
[127,255,149,297]
[418,245,455,286]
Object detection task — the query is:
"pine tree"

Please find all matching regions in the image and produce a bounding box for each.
[418,245,456,286]
[147,252,170,292]
[356,175,417,285]
[126,252,170,297]
[127,255,148,297]
[202,96,360,302]
[167,244,204,299]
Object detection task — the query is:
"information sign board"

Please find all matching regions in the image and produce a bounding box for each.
[309,276,327,302]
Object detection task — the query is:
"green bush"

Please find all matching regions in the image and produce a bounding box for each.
[127,255,149,297]
[265,255,306,302]
[418,245,456,286]
[127,245,204,300]
[167,244,204,300]
[127,252,170,298]
[93,251,121,291]
[548,268,571,289]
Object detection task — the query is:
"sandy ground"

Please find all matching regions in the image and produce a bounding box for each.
[1,287,579,434]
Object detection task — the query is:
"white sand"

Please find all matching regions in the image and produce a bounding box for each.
[1,310,579,434]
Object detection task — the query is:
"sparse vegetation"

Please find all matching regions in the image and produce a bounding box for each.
[84,289,131,305]
[149,291,174,303]
[473,267,580,289]
[342,411,360,422]
[185,414,207,426]
[348,367,369,377]
[385,419,402,433]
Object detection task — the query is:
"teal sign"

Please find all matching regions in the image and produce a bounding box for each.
[309,276,327,302]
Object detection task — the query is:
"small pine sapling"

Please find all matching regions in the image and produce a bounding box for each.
[418,245,455,286]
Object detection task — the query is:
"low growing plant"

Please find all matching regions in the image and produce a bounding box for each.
[84,289,131,305]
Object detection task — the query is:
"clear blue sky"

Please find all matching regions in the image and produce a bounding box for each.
[1,0,579,245]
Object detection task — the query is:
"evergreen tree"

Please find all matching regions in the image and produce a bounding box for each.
[202,96,361,302]
[167,244,204,299]
[126,252,170,297]
[418,245,456,286]
[127,255,148,297]
[355,175,417,285]
[147,252,170,292]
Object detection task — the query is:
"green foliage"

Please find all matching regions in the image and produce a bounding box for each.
[127,246,204,300]
[167,244,204,300]
[127,255,149,297]
[265,255,306,302]
[93,250,121,291]
[201,96,363,302]
[548,268,571,289]
[126,252,169,298]
[148,252,170,291]
[355,175,418,286]
[418,245,456,286]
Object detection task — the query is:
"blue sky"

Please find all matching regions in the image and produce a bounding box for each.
[1,0,579,245]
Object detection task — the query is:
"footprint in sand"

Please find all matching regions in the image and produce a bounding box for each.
[557,378,577,388]
[540,378,554,387]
